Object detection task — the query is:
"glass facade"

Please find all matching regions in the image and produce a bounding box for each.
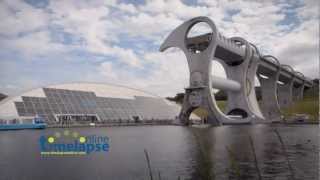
[14,88,179,123]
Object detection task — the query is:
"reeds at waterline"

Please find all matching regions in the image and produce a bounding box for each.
[144,149,154,180]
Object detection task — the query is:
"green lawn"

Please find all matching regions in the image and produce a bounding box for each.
[192,99,319,122]
[281,98,319,122]
[193,101,226,118]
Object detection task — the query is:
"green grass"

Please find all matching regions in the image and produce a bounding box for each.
[281,98,319,122]
[190,128,214,180]
[192,98,318,122]
[193,101,226,118]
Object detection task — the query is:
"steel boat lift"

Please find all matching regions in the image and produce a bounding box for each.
[160,16,313,125]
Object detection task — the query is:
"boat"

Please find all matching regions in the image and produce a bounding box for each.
[0,116,47,130]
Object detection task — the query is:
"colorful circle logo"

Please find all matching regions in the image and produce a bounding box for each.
[47,137,55,143]
[79,136,86,143]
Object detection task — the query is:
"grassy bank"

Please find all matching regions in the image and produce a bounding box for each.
[192,98,318,122]
[193,101,226,118]
[281,98,319,122]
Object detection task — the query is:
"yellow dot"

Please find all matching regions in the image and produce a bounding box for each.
[79,136,86,143]
[48,137,55,143]
[64,130,70,136]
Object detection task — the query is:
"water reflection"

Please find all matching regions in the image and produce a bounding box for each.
[0,124,318,180]
[188,124,319,180]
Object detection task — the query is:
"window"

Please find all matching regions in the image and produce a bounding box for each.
[25,108,35,114]
[15,101,24,108]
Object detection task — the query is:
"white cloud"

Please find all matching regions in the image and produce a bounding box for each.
[117,3,138,14]
[1,31,70,57]
[48,1,146,67]
[99,61,118,79]
[96,49,189,97]
[0,0,318,97]
[0,0,49,37]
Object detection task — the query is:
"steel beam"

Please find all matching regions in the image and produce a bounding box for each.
[211,76,241,92]
[187,34,313,87]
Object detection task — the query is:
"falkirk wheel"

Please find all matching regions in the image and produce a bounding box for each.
[159,16,313,126]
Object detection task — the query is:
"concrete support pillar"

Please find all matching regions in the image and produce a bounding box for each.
[219,37,264,124]
[178,90,196,125]
[258,72,282,122]
[178,87,220,125]
[292,82,305,101]
[277,79,294,108]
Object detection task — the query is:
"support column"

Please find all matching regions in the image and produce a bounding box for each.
[178,90,195,125]
[258,72,282,122]
[292,81,305,101]
[178,87,220,126]
[221,37,264,123]
[277,78,294,108]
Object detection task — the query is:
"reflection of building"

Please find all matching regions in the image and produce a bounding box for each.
[0,83,196,124]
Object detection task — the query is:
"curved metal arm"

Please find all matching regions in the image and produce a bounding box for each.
[262,55,280,67]
[250,43,262,59]
[294,71,305,79]
[281,64,294,74]
[229,36,251,66]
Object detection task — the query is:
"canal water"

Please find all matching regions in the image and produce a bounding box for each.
[0,124,318,180]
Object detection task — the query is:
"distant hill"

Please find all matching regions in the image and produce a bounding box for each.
[0,93,7,102]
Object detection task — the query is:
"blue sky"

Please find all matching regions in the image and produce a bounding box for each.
[0,0,318,97]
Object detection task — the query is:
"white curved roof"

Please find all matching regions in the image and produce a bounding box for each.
[0,82,159,106]
[47,82,159,99]
[0,82,185,120]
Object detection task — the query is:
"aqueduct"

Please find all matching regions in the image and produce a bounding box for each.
[160,16,313,125]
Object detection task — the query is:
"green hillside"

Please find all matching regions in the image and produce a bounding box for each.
[281,80,319,122]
